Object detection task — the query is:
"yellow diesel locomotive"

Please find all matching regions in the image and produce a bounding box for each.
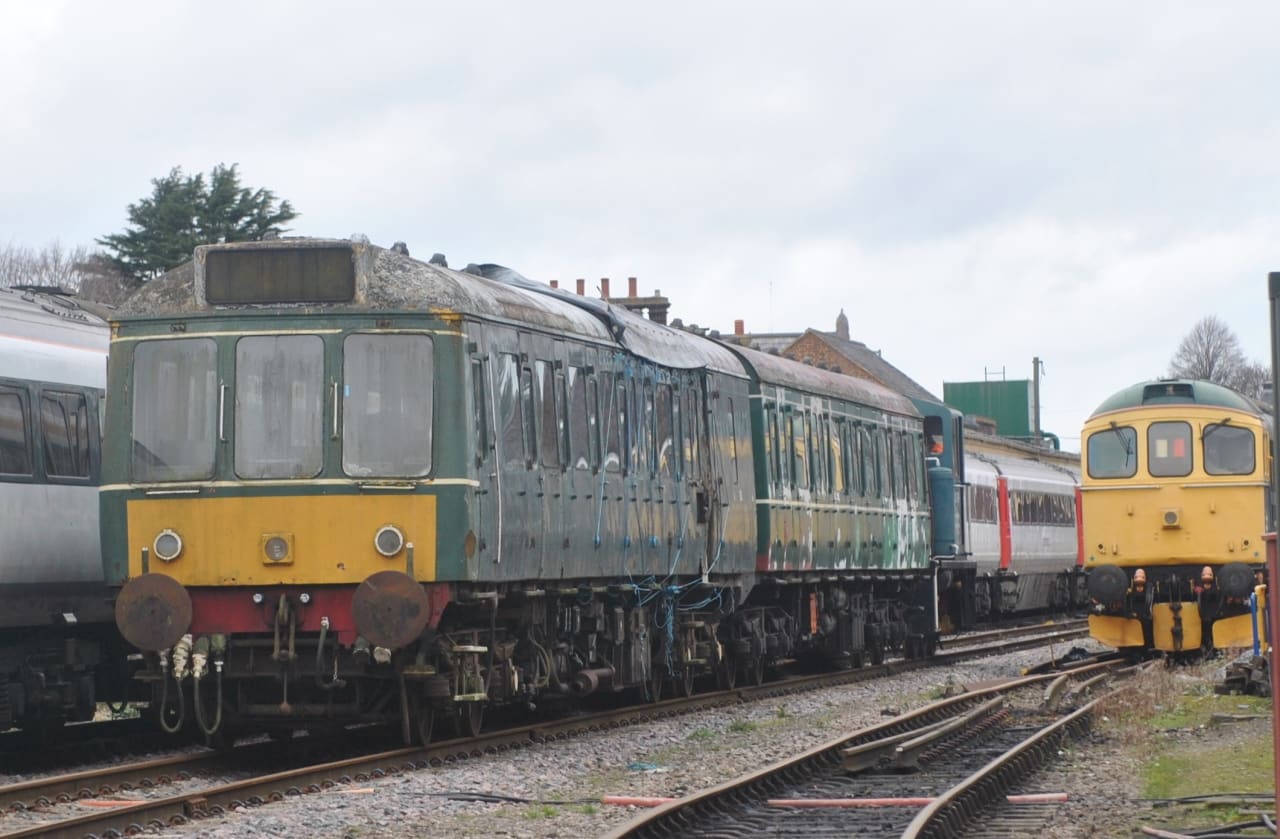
[1082,379,1272,654]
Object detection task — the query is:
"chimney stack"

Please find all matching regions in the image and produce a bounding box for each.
[576,278,585,296]
[734,319,745,336]
[550,280,559,289]
[628,276,638,297]
[601,277,610,299]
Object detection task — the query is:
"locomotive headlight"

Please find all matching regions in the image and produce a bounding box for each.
[374,525,405,557]
[263,536,290,562]
[153,529,183,562]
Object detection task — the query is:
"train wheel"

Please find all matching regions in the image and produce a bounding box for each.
[716,656,737,690]
[746,655,765,686]
[458,701,484,738]
[644,667,665,703]
[415,703,435,746]
[869,643,885,666]
[675,665,695,698]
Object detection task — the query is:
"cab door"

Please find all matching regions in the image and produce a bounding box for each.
[469,329,496,580]
[695,376,718,578]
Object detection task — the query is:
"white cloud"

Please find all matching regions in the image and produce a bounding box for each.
[3,1,1280,449]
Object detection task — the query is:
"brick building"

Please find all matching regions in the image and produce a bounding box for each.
[725,310,941,404]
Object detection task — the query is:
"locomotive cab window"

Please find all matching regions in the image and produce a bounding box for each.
[1147,421,1192,478]
[132,338,218,482]
[1086,425,1137,479]
[342,334,433,478]
[236,335,324,479]
[1203,423,1255,476]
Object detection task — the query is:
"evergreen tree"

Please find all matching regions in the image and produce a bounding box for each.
[98,164,298,282]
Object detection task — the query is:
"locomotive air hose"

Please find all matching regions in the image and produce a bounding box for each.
[158,665,185,735]
[315,618,346,690]
[191,664,223,736]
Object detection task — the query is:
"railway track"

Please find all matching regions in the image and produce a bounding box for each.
[0,620,1091,838]
[0,717,186,777]
[602,655,1134,839]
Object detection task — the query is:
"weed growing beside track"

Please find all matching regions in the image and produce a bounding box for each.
[1092,658,1275,835]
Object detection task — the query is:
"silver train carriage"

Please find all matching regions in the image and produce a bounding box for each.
[0,286,124,728]
[960,444,1084,618]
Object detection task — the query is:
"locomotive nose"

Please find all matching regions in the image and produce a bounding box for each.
[115,573,193,652]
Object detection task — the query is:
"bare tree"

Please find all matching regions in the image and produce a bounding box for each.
[0,241,36,288]
[1168,315,1267,399]
[0,240,98,292]
[1230,360,1270,401]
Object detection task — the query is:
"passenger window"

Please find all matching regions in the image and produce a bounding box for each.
[0,389,31,476]
[535,360,558,468]
[471,359,489,464]
[520,367,536,466]
[1148,421,1192,478]
[496,353,523,467]
[790,414,808,489]
[860,426,876,497]
[773,407,788,489]
[601,372,622,473]
[41,391,91,478]
[586,375,601,469]
[555,371,568,467]
[639,380,653,475]
[656,384,674,477]
[568,367,589,470]
[728,398,739,481]
[831,421,845,495]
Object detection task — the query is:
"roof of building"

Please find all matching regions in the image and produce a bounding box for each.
[793,329,942,404]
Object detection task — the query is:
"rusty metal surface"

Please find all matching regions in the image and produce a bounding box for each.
[465,262,748,374]
[605,658,1121,839]
[728,340,922,416]
[114,573,192,651]
[350,570,431,649]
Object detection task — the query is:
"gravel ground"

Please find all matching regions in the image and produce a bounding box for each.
[122,642,1119,839]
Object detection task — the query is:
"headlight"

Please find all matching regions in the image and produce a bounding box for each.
[374,525,405,557]
[264,536,290,562]
[153,529,183,562]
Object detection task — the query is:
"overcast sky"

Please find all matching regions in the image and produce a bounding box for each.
[4,2,1279,449]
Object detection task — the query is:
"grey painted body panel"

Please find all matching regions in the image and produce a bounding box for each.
[0,287,109,601]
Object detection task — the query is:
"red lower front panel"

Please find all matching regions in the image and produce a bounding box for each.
[188,584,453,646]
